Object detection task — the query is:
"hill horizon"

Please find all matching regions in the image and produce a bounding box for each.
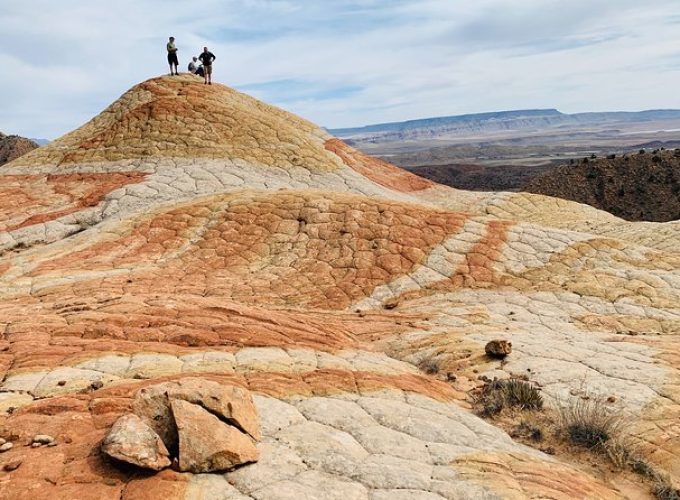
[330,107,680,135]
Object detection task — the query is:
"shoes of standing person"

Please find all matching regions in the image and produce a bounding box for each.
[208,82,212,85]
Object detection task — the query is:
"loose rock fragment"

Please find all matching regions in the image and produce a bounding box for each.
[33,434,55,445]
[485,340,512,359]
[3,460,21,472]
[0,442,13,452]
[106,380,260,474]
[90,380,104,390]
[101,414,171,471]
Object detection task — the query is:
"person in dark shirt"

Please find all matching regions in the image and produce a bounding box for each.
[198,47,216,85]
[166,37,179,75]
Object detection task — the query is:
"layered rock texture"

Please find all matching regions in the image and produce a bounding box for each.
[0,75,679,498]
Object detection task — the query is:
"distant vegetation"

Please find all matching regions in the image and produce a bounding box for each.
[0,132,38,166]
[525,149,680,222]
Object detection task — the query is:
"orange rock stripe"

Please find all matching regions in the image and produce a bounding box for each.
[325,138,435,192]
[0,172,146,232]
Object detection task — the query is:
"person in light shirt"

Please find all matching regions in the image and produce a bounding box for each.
[166,36,179,76]
[188,57,198,74]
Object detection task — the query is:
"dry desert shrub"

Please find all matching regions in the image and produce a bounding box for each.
[653,474,680,500]
[476,378,543,417]
[559,397,622,449]
[418,358,441,375]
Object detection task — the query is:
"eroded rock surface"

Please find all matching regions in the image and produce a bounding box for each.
[0,75,678,498]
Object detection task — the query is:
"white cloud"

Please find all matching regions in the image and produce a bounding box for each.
[1,0,679,138]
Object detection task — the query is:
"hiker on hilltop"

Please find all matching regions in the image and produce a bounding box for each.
[188,57,205,77]
[167,36,179,75]
[188,56,198,74]
[198,47,216,85]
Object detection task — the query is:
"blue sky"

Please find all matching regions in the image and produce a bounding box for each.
[1,0,680,139]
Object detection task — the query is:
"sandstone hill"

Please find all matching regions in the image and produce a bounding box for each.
[0,133,38,166]
[525,150,680,222]
[1,75,680,499]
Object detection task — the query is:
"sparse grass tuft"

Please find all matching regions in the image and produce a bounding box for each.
[653,475,680,500]
[511,421,544,442]
[503,379,544,410]
[560,398,622,450]
[418,358,441,375]
[476,378,543,417]
[559,397,622,449]
[602,438,634,470]
[630,457,657,478]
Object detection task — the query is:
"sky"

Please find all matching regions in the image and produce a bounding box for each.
[2,0,680,139]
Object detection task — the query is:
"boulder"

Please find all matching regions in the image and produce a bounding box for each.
[133,378,260,452]
[101,414,171,471]
[171,398,259,473]
[485,340,512,359]
[131,386,176,452]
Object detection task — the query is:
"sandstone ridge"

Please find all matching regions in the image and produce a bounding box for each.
[0,75,679,498]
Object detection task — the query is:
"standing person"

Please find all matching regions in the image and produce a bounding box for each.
[198,46,216,85]
[167,37,179,75]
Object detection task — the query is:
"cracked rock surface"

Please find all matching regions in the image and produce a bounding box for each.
[0,75,678,498]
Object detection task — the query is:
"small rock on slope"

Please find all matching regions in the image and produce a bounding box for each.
[485,340,512,359]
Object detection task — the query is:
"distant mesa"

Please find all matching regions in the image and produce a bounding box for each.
[330,108,680,142]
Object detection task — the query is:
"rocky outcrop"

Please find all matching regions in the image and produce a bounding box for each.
[103,379,260,473]
[0,132,38,166]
